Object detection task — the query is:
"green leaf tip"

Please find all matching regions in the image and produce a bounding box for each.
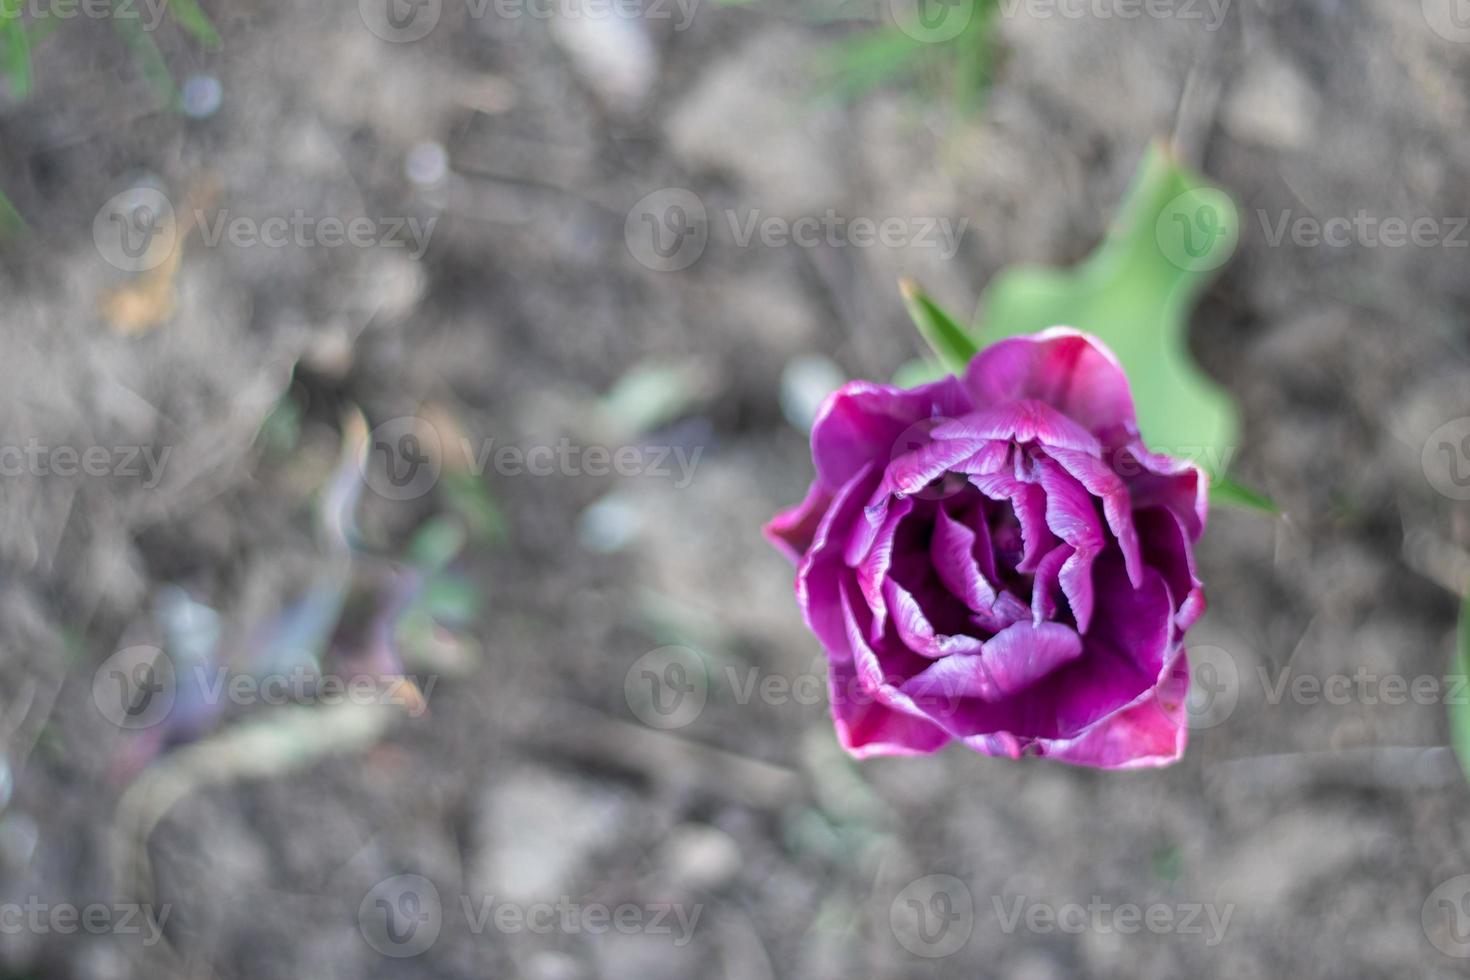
[899,278,979,377]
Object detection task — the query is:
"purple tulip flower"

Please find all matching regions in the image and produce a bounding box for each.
[765,329,1207,768]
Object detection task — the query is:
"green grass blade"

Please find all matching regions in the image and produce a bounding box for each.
[111,12,178,109]
[0,185,27,237]
[900,277,979,375]
[1449,595,1470,785]
[1210,475,1278,515]
[166,0,221,48]
[0,3,33,99]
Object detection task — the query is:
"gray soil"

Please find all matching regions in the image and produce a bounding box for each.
[2,0,1470,977]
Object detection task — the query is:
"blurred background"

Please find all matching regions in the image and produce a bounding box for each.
[2,0,1470,976]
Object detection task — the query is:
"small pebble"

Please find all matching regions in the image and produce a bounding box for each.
[780,355,845,433]
[406,141,449,187]
[578,495,642,553]
[181,74,223,119]
[661,823,742,891]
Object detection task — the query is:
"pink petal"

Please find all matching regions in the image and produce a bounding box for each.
[827,654,952,759]
[1121,442,1209,542]
[1032,656,1189,769]
[1048,446,1143,588]
[933,400,1101,455]
[811,377,972,489]
[901,621,1083,703]
[882,577,984,659]
[763,480,833,563]
[930,507,997,613]
[794,464,879,665]
[962,328,1137,439]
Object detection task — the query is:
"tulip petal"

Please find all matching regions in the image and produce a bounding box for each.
[1032,656,1189,768]
[901,621,1083,703]
[794,463,879,664]
[763,480,833,563]
[1121,442,1208,542]
[811,377,972,489]
[883,577,985,659]
[930,506,997,613]
[962,328,1137,439]
[933,399,1101,455]
[1048,446,1143,588]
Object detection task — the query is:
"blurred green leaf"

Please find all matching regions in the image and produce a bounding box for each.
[891,357,947,389]
[599,360,704,437]
[407,514,467,571]
[441,469,507,546]
[1210,475,1278,515]
[0,186,26,237]
[900,277,978,375]
[0,2,32,100]
[821,28,925,100]
[1450,594,1470,787]
[973,141,1240,475]
[111,15,178,109]
[165,0,221,48]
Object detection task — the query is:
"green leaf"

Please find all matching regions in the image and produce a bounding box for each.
[1210,475,1278,515]
[891,357,947,389]
[819,28,925,100]
[0,3,32,100]
[441,469,507,546]
[974,140,1240,477]
[899,277,978,375]
[407,514,468,571]
[165,0,221,48]
[112,14,178,110]
[1449,594,1470,786]
[0,185,26,237]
